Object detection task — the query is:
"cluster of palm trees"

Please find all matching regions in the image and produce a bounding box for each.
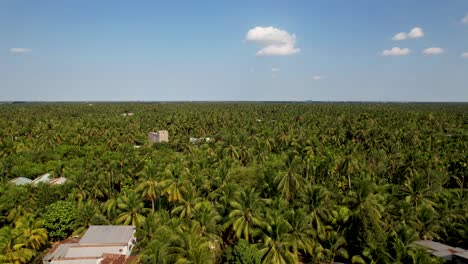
[0,102,466,263]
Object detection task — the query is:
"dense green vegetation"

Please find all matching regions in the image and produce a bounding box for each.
[0,102,466,263]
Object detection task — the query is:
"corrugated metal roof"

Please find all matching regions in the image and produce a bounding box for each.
[43,242,79,260]
[413,240,468,261]
[9,177,32,185]
[50,177,67,185]
[80,226,135,245]
[66,246,124,258]
[413,240,454,251]
[31,173,52,185]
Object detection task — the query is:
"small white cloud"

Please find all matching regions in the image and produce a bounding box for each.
[271,67,280,72]
[392,27,424,41]
[461,13,468,24]
[422,47,444,55]
[460,52,468,58]
[382,47,411,56]
[9,48,32,54]
[313,75,326,81]
[392,32,407,41]
[245,26,300,56]
[408,27,424,38]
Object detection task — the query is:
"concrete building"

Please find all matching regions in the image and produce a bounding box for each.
[413,240,468,263]
[43,226,137,264]
[148,130,168,143]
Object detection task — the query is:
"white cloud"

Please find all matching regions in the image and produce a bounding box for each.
[313,75,326,81]
[9,48,32,54]
[408,27,424,38]
[462,13,468,24]
[245,26,300,56]
[382,47,411,56]
[392,27,424,41]
[422,47,444,55]
[461,52,468,58]
[271,67,280,72]
[392,32,407,41]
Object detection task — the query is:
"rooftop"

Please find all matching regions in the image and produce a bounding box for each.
[50,177,67,185]
[31,173,52,185]
[413,240,468,261]
[43,238,80,261]
[9,177,32,185]
[80,226,136,245]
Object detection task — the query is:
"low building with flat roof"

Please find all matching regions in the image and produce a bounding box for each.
[43,226,137,264]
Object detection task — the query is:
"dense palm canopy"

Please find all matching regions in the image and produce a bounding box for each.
[0,102,467,263]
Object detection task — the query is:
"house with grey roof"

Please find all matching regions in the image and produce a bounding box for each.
[43,226,137,264]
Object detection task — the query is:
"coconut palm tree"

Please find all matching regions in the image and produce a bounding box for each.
[258,209,296,264]
[14,214,48,251]
[224,188,268,242]
[115,190,150,226]
[137,179,162,212]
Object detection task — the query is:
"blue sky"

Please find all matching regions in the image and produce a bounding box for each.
[1,0,468,101]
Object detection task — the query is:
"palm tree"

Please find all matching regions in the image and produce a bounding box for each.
[0,223,37,264]
[165,223,217,264]
[299,184,334,241]
[160,163,191,203]
[224,188,268,242]
[285,208,317,258]
[342,175,385,252]
[171,185,202,220]
[136,211,171,251]
[320,231,349,264]
[258,209,296,264]
[408,205,444,241]
[14,214,48,251]
[193,201,222,239]
[275,169,305,202]
[116,190,150,226]
[137,179,162,212]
